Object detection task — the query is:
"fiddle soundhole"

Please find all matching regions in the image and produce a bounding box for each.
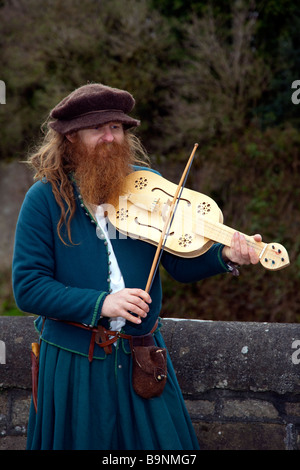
[134,177,148,190]
[197,202,211,215]
[134,217,174,237]
[178,234,193,247]
[116,208,129,220]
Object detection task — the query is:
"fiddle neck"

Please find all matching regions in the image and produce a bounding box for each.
[196,218,264,256]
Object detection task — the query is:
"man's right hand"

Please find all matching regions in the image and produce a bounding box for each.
[101,288,152,324]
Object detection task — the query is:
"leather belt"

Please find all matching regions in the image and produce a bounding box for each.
[56,319,159,362]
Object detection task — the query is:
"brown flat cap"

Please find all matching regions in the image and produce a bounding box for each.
[49,83,140,134]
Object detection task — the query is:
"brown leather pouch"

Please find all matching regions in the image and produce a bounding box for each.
[131,339,167,399]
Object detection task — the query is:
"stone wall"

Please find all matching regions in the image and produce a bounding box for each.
[1,316,300,450]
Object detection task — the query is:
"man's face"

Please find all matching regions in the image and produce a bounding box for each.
[64,122,131,205]
[67,122,125,148]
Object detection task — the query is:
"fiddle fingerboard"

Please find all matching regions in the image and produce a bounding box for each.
[196,218,263,254]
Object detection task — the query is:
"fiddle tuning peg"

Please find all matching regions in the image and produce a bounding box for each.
[259,242,290,271]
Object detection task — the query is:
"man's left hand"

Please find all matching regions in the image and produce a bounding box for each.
[222,232,262,266]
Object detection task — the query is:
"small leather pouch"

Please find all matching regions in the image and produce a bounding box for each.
[131,342,167,399]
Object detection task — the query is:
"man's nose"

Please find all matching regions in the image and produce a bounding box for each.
[101,127,114,142]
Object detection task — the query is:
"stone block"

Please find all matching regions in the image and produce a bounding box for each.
[194,421,286,450]
[222,399,279,420]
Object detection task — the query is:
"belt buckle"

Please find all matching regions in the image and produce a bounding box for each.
[95,325,113,354]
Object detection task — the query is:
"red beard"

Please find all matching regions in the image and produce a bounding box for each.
[69,138,132,205]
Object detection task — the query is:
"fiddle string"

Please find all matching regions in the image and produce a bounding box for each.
[137,193,264,257]
[146,165,193,293]
[198,218,262,252]
[168,208,264,254]
[145,143,198,294]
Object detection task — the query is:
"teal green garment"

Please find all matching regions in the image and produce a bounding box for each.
[26,329,200,450]
[12,166,229,450]
[12,167,229,358]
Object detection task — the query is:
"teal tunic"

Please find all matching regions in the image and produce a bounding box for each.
[12,167,229,450]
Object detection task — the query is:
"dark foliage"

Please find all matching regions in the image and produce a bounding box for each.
[0,0,299,321]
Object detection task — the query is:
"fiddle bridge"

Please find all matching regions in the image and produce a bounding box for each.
[125,192,162,214]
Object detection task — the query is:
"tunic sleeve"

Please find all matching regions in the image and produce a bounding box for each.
[12,182,106,326]
[161,242,230,283]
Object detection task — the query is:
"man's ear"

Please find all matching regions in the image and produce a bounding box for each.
[65,132,76,143]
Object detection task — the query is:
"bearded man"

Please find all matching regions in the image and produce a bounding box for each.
[12,83,261,450]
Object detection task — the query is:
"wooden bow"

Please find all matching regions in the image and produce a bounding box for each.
[144,143,199,294]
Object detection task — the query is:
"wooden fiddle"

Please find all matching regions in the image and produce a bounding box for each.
[106,170,289,272]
